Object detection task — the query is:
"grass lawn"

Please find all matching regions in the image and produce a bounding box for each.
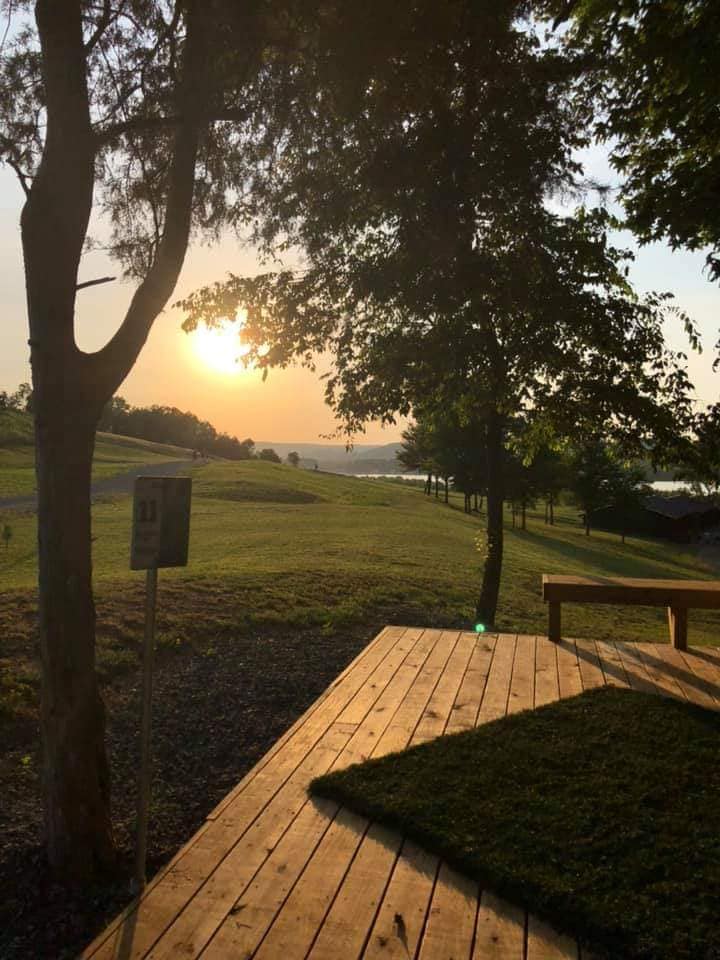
[2,457,719,719]
[311,686,720,960]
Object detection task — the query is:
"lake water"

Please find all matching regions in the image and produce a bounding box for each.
[358,474,693,493]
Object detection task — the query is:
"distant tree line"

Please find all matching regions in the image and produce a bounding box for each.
[399,411,658,545]
[0,382,33,413]
[97,395,270,462]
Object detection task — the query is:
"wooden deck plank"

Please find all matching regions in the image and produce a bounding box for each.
[336,627,427,725]
[412,632,477,744]
[534,636,560,708]
[477,635,517,724]
[640,643,700,704]
[445,634,497,734]
[199,797,341,960]
[594,640,630,688]
[472,892,525,960]
[527,915,579,960]
[261,630,455,957]
[143,730,353,960]
[374,630,462,756]
[673,647,720,708]
[252,806,368,960]
[574,638,605,690]
[634,643,685,701]
[556,638,582,700]
[307,821,402,960]
[612,641,658,695]
[361,839,439,960]
[417,863,479,960]
[507,634,536,714]
[337,628,440,768]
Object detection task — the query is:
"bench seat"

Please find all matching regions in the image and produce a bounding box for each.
[541,575,720,649]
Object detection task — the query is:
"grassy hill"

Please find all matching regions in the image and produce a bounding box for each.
[2,458,719,658]
[0,409,191,498]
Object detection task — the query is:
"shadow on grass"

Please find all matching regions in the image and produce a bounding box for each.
[517,527,707,579]
[312,687,720,960]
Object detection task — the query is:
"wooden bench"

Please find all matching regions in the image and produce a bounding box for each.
[542,575,720,650]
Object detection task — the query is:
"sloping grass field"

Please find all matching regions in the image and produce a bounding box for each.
[2,457,720,639]
[0,409,190,498]
[3,455,720,718]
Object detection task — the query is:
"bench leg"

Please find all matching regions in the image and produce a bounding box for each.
[667,606,688,651]
[548,602,561,643]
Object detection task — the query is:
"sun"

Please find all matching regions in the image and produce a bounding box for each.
[192,321,251,374]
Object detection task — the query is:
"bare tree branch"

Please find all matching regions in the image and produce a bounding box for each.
[87,0,209,397]
[83,0,113,54]
[94,107,251,144]
[76,275,115,290]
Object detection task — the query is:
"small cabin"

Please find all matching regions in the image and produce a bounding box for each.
[588,494,720,543]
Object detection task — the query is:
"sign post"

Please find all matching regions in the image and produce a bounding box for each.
[131,476,192,891]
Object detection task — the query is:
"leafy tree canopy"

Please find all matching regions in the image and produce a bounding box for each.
[545,0,720,282]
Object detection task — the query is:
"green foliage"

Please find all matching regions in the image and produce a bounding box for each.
[98,396,255,460]
[674,403,720,498]
[567,439,649,535]
[312,686,720,960]
[547,0,720,283]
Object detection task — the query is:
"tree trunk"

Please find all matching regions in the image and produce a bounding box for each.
[549,493,554,525]
[544,501,549,524]
[476,412,504,626]
[521,500,526,531]
[434,474,439,498]
[35,393,114,876]
[585,520,590,536]
[425,471,432,495]
[444,478,448,503]
[21,0,205,880]
[473,492,478,512]
[478,495,483,512]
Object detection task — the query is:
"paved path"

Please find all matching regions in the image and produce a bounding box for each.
[0,460,196,512]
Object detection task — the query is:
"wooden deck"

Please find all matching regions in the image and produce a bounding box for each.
[83,629,720,960]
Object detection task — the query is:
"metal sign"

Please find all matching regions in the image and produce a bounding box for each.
[130,475,191,890]
[131,476,192,570]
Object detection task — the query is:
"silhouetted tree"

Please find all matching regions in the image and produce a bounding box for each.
[258,448,281,463]
[548,0,720,284]
[286,451,300,467]
[0,0,309,876]
[675,404,720,498]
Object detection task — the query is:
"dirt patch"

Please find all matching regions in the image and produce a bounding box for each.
[0,623,374,960]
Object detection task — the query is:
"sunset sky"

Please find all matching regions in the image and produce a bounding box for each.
[1,150,719,444]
